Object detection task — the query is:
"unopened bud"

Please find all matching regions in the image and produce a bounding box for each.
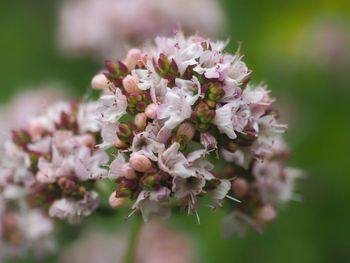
[255,204,276,224]
[228,141,238,153]
[140,173,161,190]
[28,121,45,138]
[118,123,132,139]
[91,73,109,90]
[145,103,158,119]
[177,123,196,141]
[125,48,142,70]
[232,177,248,198]
[115,139,128,149]
[109,192,127,208]
[129,154,152,172]
[123,75,141,93]
[122,164,137,180]
[134,113,147,131]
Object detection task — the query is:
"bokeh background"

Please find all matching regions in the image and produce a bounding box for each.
[1,0,349,262]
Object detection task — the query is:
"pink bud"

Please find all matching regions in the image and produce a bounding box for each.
[232,177,249,198]
[177,123,196,141]
[125,48,142,70]
[145,103,158,119]
[255,204,276,224]
[91,73,109,90]
[28,120,45,138]
[129,154,152,172]
[122,75,141,93]
[109,192,127,208]
[122,164,137,180]
[135,113,147,131]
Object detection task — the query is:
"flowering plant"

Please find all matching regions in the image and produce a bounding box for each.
[0,32,301,259]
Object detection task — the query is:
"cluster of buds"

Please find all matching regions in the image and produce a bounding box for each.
[0,101,108,225]
[94,31,301,234]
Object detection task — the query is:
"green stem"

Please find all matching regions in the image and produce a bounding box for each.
[123,218,143,263]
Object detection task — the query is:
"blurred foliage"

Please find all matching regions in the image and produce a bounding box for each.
[0,0,350,262]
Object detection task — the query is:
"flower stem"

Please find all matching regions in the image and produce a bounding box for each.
[124,218,143,263]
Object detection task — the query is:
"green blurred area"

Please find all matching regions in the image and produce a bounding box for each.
[1,0,350,262]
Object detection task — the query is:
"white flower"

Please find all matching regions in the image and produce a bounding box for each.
[132,187,171,222]
[78,102,101,133]
[0,141,33,187]
[74,147,109,180]
[207,179,231,207]
[49,191,99,224]
[222,211,256,238]
[19,210,54,241]
[220,148,253,169]
[157,88,192,130]
[225,56,250,84]
[175,77,201,105]
[98,89,127,123]
[158,143,194,178]
[253,159,301,205]
[172,176,205,200]
[131,132,165,161]
[186,150,215,180]
[99,122,119,149]
[37,146,72,183]
[155,34,203,75]
[213,101,250,139]
[27,136,52,154]
[108,153,127,180]
[33,102,72,132]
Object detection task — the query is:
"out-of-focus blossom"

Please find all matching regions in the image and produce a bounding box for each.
[0,87,65,144]
[59,229,128,263]
[0,100,108,224]
[0,207,56,260]
[58,0,225,59]
[136,221,197,263]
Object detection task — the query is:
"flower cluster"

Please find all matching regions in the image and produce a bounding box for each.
[58,0,224,58]
[0,204,55,260]
[93,31,301,233]
[0,101,108,225]
[0,87,65,144]
[0,32,301,242]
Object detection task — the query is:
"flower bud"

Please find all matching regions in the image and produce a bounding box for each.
[134,113,147,131]
[117,123,132,139]
[123,75,141,93]
[91,73,109,90]
[255,204,276,224]
[227,141,238,153]
[129,154,152,172]
[145,103,158,119]
[177,123,196,141]
[114,139,128,149]
[125,48,142,70]
[140,173,161,190]
[109,192,127,208]
[122,164,137,180]
[28,121,45,138]
[232,177,248,198]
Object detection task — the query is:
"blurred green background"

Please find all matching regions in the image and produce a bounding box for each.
[1,0,350,262]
